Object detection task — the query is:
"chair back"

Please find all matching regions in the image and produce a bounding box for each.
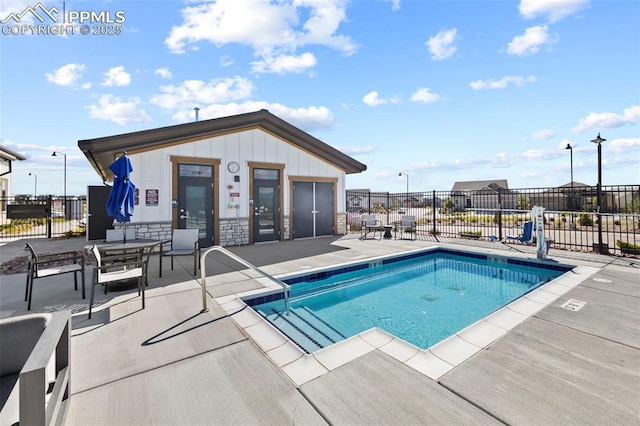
[521,221,534,242]
[91,245,103,267]
[361,214,377,226]
[402,215,415,226]
[172,229,199,250]
[106,228,136,241]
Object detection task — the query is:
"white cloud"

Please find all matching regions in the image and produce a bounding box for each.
[519,0,589,22]
[45,63,86,87]
[425,28,458,61]
[410,88,440,104]
[339,145,375,155]
[385,0,401,11]
[102,66,131,87]
[531,128,555,140]
[573,105,640,133]
[607,138,640,155]
[251,52,317,74]
[363,91,387,107]
[170,101,334,131]
[87,95,151,125]
[154,67,172,79]
[164,0,356,74]
[507,25,556,56]
[470,75,536,90]
[150,76,254,110]
[220,56,234,67]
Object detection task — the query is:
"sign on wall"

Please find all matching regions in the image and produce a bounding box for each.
[146,189,159,206]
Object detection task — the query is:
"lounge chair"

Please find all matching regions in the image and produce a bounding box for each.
[395,215,417,241]
[360,214,381,240]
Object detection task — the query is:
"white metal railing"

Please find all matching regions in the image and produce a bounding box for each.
[199,246,290,314]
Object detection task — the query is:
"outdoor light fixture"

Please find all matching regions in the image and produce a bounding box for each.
[29,172,37,196]
[52,151,67,216]
[398,172,409,209]
[590,133,606,254]
[565,143,574,220]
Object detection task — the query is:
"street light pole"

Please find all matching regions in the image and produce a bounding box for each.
[29,172,37,197]
[52,151,67,216]
[565,143,574,223]
[398,172,409,209]
[590,133,606,254]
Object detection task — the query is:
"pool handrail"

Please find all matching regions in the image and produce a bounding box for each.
[199,246,290,315]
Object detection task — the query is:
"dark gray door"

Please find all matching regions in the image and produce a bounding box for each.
[253,168,280,243]
[87,185,113,240]
[315,182,334,236]
[292,181,334,239]
[178,164,214,248]
[293,182,314,238]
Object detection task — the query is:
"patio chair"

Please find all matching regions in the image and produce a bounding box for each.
[24,242,85,311]
[395,215,417,241]
[159,229,200,277]
[106,228,136,242]
[89,245,148,319]
[505,221,534,244]
[360,214,382,240]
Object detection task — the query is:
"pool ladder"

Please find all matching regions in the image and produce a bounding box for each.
[199,246,291,315]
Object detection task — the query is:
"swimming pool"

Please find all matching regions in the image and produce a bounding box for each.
[244,248,571,354]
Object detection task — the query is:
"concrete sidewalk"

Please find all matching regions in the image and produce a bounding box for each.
[1,236,638,425]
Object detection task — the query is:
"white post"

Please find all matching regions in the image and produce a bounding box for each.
[532,206,547,259]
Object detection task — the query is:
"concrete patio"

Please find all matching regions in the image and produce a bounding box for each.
[0,235,638,425]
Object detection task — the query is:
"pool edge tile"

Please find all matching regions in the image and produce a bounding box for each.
[358,328,394,348]
[378,338,421,363]
[429,335,482,367]
[314,336,375,371]
[405,350,455,380]
[243,320,288,352]
[266,341,305,368]
[281,355,330,386]
[457,320,508,348]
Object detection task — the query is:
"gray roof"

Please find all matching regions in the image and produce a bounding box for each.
[0,145,26,161]
[78,109,367,182]
[451,180,509,192]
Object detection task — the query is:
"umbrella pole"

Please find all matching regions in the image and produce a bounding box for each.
[123,222,127,243]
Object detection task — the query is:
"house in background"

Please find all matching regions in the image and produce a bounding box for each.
[78,109,367,246]
[0,145,26,221]
[449,180,517,211]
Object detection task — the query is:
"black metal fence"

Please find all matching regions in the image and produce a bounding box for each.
[0,195,87,239]
[347,184,640,257]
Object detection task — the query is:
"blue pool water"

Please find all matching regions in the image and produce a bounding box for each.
[246,249,570,353]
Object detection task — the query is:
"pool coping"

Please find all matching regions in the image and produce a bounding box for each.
[216,246,600,386]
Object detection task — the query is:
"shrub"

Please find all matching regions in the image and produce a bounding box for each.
[579,214,593,227]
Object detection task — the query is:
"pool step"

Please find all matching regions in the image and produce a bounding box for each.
[263,307,347,353]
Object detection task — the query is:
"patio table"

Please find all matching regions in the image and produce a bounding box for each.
[85,239,167,290]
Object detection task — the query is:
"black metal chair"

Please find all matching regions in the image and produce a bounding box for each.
[360,214,382,240]
[394,215,417,241]
[24,243,85,310]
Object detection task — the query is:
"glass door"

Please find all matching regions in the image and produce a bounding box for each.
[178,164,213,248]
[253,168,280,242]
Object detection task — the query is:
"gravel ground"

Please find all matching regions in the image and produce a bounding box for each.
[0,252,94,275]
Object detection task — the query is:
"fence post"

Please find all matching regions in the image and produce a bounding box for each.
[432,190,437,236]
[47,195,52,238]
[497,192,503,240]
[386,192,390,224]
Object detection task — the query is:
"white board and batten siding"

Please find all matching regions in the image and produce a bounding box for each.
[128,128,345,224]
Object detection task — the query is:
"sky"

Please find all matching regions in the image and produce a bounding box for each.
[1,0,639,197]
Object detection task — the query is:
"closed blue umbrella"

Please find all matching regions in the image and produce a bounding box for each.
[106,155,135,241]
